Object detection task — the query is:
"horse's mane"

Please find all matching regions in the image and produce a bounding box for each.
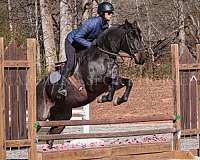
[76,24,124,64]
[97,24,122,40]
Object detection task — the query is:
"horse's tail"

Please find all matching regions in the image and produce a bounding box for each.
[36,77,55,121]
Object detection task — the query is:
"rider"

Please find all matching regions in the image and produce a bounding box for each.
[57,1,114,98]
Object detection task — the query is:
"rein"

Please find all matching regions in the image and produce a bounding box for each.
[97,46,132,65]
[97,46,130,58]
[96,32,134,59]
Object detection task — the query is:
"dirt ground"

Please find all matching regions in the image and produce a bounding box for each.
[90,78,174,120]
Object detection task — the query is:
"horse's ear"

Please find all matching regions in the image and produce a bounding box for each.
[125,19,131,25]
[132,20,138,27]
[124,19,130,29]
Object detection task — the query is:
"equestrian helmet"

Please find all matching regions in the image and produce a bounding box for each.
[97,2,114,14]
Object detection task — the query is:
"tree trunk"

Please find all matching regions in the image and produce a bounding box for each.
[178,0,185,56]
[76,0,83,26]
[40,0,57,72]
[35,0,41,77]
[59,0,73,62]
[82,0,90,21]
[92,0,98,16]
[7,0,13,36]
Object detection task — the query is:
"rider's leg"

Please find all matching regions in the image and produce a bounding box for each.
[57,39,76,98]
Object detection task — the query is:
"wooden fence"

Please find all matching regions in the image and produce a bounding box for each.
[36,114,184,160]
[0,41,199,159]
[0,38,37,160]
[172,44,200,137]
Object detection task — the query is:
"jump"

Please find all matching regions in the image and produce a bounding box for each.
[36,19,146,148]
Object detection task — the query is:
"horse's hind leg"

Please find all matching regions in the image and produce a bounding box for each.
[47,126,65,149]
[47,103,72,149]
[113,78,133,106]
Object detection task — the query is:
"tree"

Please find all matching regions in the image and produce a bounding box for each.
[92,0,98,16]
[40,0,57,72]
[59,0,73,62]
[7,0,13,35]
[178,0,185,56]
[82,0,90,21]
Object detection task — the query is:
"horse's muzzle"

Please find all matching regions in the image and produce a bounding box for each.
[135,59,145,65]
[134,52,145,65]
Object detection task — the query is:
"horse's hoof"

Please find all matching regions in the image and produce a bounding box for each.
[47,140,53,149]
[97,95,109,103]
[97,96,103,103]
[113,97,120,106]
[48,144,53,149]
[113,97,125,106]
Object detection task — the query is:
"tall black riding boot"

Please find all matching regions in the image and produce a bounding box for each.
[57,76,67,99]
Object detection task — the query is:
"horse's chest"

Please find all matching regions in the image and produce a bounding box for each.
[87,58,117,83]
[88,58,107,76]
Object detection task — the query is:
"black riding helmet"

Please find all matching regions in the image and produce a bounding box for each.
[97,2,114,15]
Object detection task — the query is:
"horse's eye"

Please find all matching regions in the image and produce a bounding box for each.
[129,31,134,34]
[128,33,134,40]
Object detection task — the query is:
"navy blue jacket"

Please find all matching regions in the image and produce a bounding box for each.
[67,16,109,48]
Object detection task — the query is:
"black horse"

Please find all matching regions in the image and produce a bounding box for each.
[36,19,145,148]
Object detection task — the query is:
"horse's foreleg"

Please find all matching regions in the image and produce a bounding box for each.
[107,84,116,101]
[97,84,116,103]
[97,62,120,103]
[113,78,133,105]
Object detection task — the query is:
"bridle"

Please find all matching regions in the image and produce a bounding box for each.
[97,28,141,59]
[125,28,146,59]
[97,46,123,57]
[125,32,138,58]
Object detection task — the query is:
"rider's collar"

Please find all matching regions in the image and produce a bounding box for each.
[101,16,109,25]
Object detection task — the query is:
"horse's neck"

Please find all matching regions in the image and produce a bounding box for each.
[97,27,124,54]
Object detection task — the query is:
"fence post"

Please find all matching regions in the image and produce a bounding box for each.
[83,104,90,133]
[171,44,181,150]
[197,44,200,156]
[0,38,6,159]
[27,38,37,160]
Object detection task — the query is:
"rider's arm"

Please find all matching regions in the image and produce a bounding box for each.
[73,19,95,48]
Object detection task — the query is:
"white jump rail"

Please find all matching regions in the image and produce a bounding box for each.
[70,104,90,133]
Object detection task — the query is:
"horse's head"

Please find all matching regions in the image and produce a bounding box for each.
[121,19,145,64]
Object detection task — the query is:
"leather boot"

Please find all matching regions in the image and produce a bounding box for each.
[57,76,67,99]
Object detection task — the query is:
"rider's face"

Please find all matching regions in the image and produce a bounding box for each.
[104,12,113,21]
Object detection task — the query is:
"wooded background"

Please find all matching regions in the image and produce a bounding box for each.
[0,0,199,79]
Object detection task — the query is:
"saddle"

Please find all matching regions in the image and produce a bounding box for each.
[49,61,87,97]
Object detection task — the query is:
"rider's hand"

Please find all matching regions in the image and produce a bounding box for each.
[91,39,97,46]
